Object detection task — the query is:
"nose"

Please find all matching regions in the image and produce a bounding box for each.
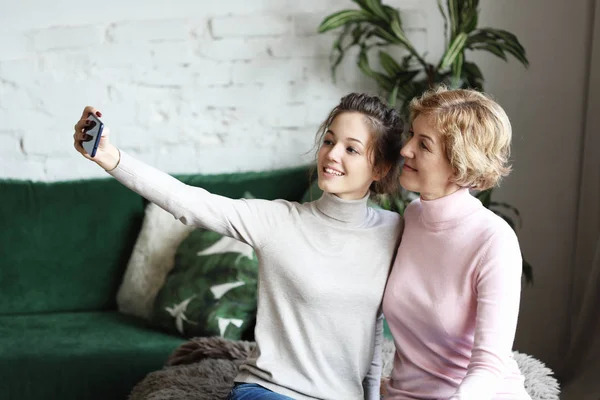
[326,143,344,162]
[400,140,414,159]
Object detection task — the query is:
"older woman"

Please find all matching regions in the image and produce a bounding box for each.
[383,87,531,400]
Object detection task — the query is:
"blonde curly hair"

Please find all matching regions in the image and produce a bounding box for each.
[409,86,512,190]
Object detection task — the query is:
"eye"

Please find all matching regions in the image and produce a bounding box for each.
[346,146,359,154]
[323,139,333,146]
[420,141,429,151]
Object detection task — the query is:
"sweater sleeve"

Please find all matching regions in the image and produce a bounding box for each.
[362,311,384,400]
[107,150,289,248]
[450,227,523,400]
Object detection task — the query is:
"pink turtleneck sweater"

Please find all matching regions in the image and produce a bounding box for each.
[382,188,531,400]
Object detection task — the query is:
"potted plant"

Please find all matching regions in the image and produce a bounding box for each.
[318,0,533,284]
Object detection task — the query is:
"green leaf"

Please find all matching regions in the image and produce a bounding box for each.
[389,12,412,48]
[329,23,354,82]
[383,5,402,28]
[401,54,414,69]
[379,51,403,76]
[461,7,478,33]
[437,0,449,47]
[475,189,492,208]
[450,52,464,88]
[447,0,460,39]
[358,47,393,88]
[467,28,529,66]
[490,201,523,228]
[318,10,372,33]
[463,61,483,80]
[462,61,484,89]
[396,78,428,117]
[470,43,508,61]
[394,196,406,216]
[365,0,390,21]
[440,32,468,69]
[522,257,534,285]
[373,25,401,44]
[388,83,400,107]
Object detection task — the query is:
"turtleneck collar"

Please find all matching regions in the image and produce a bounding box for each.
[315,191,370,226]
[419,187,482,230]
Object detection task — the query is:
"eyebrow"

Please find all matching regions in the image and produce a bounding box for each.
[408,128,435,144]
[326,129,364,146]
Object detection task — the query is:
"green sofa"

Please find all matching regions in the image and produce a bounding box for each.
[0,166,312,400]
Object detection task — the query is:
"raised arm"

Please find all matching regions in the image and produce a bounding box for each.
[73,106,288,248]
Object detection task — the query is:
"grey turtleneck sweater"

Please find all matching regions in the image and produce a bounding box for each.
[108,151,403,400]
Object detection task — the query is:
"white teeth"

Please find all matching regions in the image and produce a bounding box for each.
[324,167,344,176]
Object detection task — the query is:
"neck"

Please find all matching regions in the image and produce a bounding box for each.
[315,191,370,226]
[419,184,462,201]
[418,187,481,229]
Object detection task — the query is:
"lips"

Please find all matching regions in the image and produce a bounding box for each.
[403,164,417,172]
[323,166,345,176]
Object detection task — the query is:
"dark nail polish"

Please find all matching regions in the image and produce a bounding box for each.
[96,111,102,117]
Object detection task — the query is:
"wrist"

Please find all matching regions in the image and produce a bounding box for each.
[96,145,120,171]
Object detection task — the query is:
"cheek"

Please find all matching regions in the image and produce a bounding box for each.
[317,147,326,162]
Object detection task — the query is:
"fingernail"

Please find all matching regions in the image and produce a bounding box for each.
[96,111,102,117]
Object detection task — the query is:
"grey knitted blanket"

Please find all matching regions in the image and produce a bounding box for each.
[129,337,560,400]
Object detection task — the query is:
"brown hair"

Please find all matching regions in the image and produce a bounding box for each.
[313,93,404,194]
[409,86,512,190]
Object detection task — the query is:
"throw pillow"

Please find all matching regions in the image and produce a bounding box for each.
[116,202,194,319]
[150,226,259,340]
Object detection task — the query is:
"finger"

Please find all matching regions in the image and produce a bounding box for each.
[74,137,85,155]
[80,106,102,120]
[74,136,91,158]
[74,131,93,142]
[74,120,92,131]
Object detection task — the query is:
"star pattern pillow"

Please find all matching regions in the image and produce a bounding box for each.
[149,227,259,340]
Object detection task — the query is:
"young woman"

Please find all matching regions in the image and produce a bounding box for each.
[383,87,531,400]
[73,93,404,400]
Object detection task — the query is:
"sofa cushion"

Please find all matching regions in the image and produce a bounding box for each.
[0,311,185,400]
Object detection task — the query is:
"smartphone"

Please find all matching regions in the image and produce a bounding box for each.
[82,113,104,158]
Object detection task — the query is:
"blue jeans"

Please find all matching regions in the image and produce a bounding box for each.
[226,383,295,400]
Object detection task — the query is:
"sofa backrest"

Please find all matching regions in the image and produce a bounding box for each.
[0,166,311,315]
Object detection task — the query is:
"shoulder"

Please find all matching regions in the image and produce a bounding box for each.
[403,198,422,221]
[370,206,403,228]
[242,198,298,218]
[474,208,522,278]
[477,207,519,246]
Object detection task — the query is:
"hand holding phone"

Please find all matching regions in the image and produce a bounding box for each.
[82,113,104,158]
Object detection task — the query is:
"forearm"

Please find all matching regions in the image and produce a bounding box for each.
[104,149,263,244]
[94,143,121,172]
[363,313,384,400]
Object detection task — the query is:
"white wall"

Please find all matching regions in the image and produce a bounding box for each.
[0,0,425,181]
[1,0,592,373]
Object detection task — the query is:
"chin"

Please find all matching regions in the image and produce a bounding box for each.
[399,176,419,193]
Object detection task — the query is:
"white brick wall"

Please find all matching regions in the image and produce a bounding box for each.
[0,0,428,181]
